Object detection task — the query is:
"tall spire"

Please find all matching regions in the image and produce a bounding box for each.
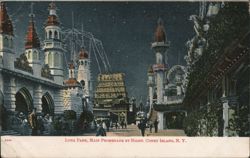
[25,3,40,49]
[0,2,13,35]
[46,2,60,26]
[154,17,166,42]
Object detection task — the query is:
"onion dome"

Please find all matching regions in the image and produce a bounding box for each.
[79,48,89,59]
[154,18,166,42]
[64,78,80,86]
[0,2,13,35]
[25,15,40,49]
[46,2,60,26]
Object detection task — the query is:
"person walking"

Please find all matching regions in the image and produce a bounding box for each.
[154,119,159,133]
[37,116,45,135]
[138,119,147,137]
[96,123,106,136]
[28,108,38,136]
[121,120,124,129]
[115,121,118,130]
[106,119,110,132]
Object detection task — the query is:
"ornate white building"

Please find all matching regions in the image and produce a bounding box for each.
[0,2,93,131]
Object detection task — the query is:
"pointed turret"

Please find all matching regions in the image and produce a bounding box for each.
[25,12,40,49]
[24,3,42,77]
[0,2,13,35]
[0,2,15,70]
[154,18,166,43]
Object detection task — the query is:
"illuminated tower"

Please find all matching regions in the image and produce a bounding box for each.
[77,48,93,111]
[77,48,91,96]
[43,2,64,85]
[151,18,170,129]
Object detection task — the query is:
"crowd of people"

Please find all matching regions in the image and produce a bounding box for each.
[8,108,53,136]
[95,119,128,136]
[8,108,81,136]
[7,109,159,137]
[95,118,159,137]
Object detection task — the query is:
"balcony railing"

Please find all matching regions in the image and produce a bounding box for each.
[164,95,184,105]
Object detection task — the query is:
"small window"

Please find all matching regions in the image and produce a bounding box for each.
[48,52,52,66]
[3,37,8,47]
[54,53,59,67]
[54,31,58,39]
[28,51,31,59]
[49,31,52,39]
[33,51,38,60]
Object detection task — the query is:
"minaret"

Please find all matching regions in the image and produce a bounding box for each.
[25,4,41,77]
[77,48,92,97]
[0,2,15,70]
[43,2,64,85]
[152,18,170,104]
[151,18,170,130]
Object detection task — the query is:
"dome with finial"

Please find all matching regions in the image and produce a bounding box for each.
[79,48,89,59]
[64,78,81,87]
[0,2,13,35]
[46,2,60,26]
[154,18,166,42]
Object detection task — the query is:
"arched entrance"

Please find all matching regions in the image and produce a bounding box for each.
[15,88,33,115]
[41,92,54,115]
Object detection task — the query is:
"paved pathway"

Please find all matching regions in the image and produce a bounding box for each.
[106,124,186,137]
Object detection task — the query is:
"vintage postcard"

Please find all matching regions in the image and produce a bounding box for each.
[1,0,249,157]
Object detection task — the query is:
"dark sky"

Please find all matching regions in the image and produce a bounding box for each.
[6,2,198,104]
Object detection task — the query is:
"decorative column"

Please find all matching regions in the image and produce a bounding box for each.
[158,112,164,129]
[4,77,16,111]
[54,89,64,115]
[33,85,43,113]
[221,76,238,136]
[221,96,238,136]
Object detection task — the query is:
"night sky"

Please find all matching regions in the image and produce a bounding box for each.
[6,2,198,104]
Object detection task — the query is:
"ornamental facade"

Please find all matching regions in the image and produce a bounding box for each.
[183,2,250,136]
[0,2,93,135]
